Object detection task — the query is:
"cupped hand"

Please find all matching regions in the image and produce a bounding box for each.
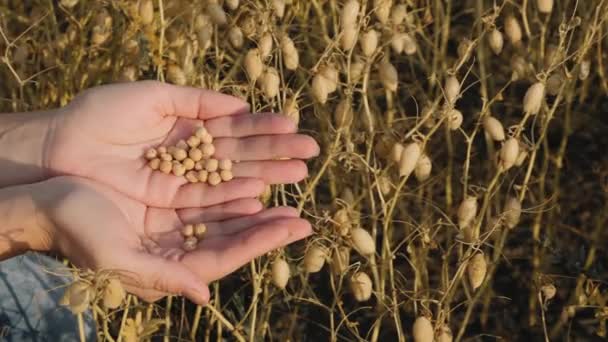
[37,176,311,304]
[47,81,319,208]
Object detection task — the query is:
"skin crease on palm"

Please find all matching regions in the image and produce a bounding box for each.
[46,81,320,208]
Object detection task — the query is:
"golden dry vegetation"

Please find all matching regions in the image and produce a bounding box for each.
[2,0,608,341]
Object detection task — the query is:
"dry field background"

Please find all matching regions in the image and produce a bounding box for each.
[1,0,608,341]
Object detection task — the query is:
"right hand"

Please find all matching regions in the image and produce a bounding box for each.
[35,176,311,304]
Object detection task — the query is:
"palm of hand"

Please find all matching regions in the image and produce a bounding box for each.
[48,81,318,208]
[46,177,310,304]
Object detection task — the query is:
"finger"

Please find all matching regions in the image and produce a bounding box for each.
[152,81,250,119]
[126,287,168,304]
[177,198,263,223]
[204,113,297,138]
[203,206,300,238]
[232,160,308,184]
[213,135,320,161]
[184,218,312,282]
[125,251,210,305]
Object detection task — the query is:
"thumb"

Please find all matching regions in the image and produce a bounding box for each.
[126,251,210,305]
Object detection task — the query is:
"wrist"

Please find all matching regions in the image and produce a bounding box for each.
[0,183,54,260]
[0,109,60,187]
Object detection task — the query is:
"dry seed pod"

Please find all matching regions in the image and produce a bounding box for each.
[139,0,154,25]
[499,138,519,171]
[350,61,365,83]
[312,73,330,104]
[349,271,372,301]
[60,0,79,8]
[303,245,326,273]
[185,171,199,183]
[320,65,339,93]
[341,26,359,51]
[445,76,460,104]
[503,197,522,229]
[488,29,504,55]
[334,98,353,127]
[145,148,158,160]
[390,33,406,54]
[261,67,280,98]
[415,154,432,182]
[228,26,244,48]
[446,109,463,130]
[457,39,473,63]
[379,60,398,92]
[483,116,506,141]
[413,316,434,342]
[467,253,487,290]
[226,0,239,10]
[378,175,392,195]
[181,226,195,239]
[402,33,417,55]
[391,4,407,25]
[103,278,126,309]
[505,16,522,45]
[281,36,299,70]
[158,146,167,154]
[360,30,379,57]
[195,162,203,171]
[183,236,198,251]
[283,97,300,125]
[159,160,173,174]
[374,0,391,25]
[244,49,263,81]
[515,146,528,167]
[437,325,453,342]
[272,0,286,18]
[259,33,273,58]
[524,82,545,115]
[579,60,591,80]
[271,258,290,289]
[220,169,233,181]
[207,172,221,185]
[63,280,92,315]
[194,223,207,239]
[167,65,187,86]
[148,158,161,170]
[391,142,404,163]
[350,227,375,256]
[333,208,352,236]
[537,0,553,13]
[341,0,360,28]
[207,3,227,26]
[546,73,563,96]
[399,142,421,178]
[332,246,351,274]
[457,196,478,229]
[541,284,557,300]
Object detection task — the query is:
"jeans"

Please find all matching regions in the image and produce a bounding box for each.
[0,252,96,341]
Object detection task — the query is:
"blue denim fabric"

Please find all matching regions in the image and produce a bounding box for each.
[0,252,97,341]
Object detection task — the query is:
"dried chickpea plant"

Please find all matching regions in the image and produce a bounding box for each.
[2,0,608,341]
